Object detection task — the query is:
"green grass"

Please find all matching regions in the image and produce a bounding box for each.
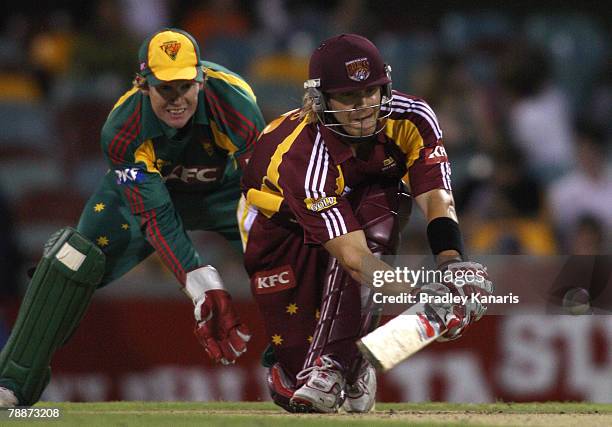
[0,401,610,427]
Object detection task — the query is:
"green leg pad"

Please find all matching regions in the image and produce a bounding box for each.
[0,227,105,405]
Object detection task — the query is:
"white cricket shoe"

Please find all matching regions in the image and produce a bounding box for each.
[342,360,376,413]
[290,355,345,413]
[0,386,17,407]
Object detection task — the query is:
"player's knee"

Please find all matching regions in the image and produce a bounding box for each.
[363,215,399,254]
[351,183,404,254]
[34,227,106,288]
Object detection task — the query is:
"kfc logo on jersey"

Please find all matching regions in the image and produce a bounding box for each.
[423,145,448,164]
[115,168,145,184]
[252,266,297,295]
[345,57,371,82]
[306,196,338,212]
[164,165,222,184]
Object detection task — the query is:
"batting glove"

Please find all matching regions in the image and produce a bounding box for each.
[420,261,494,341]
[186,266,251,364]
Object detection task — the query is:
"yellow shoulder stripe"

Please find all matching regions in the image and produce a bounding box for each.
[261,109,299,136]
[335,165,345,195]
[385,118,424,168]
[205,69,256,101]
[134,139,160,174]
[112,87,139,112]
[266,118,309,195]
[210,121,239,154]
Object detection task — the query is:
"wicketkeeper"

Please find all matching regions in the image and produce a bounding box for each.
[0,28,265,407]
[240,34,493,413]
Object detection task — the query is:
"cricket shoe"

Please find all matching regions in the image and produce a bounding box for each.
[0,386,18,407]
[266,363,298,412]
[342,360,376,413]
[290,355,345,413]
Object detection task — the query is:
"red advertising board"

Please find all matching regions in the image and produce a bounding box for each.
[1,299,610,402]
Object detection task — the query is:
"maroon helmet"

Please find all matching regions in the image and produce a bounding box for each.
[304,34,392,138]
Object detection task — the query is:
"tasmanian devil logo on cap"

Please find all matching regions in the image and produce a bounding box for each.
[160,41,181,60]
[345,57,371,82]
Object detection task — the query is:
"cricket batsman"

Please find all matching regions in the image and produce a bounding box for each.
[239,34,493,413]
[0,28,265,407]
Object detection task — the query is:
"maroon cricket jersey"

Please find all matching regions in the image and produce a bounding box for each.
[242,90,450,245]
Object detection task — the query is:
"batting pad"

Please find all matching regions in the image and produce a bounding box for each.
[0,227,105,405]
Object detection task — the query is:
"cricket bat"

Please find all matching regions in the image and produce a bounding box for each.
[356,306,446,372]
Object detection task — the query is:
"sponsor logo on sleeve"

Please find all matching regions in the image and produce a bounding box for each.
[115,168,145,184]
[305,196,338,212]
[423,144,448,164]
[252,265,297,295]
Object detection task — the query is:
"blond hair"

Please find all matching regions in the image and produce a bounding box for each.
[131,73,209,90]
[299,91,318,123]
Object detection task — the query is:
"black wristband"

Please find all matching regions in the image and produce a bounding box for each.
[427,217,465,256]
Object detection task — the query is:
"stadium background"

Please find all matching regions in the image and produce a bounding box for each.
[0,0,610,403]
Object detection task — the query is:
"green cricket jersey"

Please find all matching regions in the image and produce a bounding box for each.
[77,61,265,286]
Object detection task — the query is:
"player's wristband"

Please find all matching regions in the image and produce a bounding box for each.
[427,217,465,257]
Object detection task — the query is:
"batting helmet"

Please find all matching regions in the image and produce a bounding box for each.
[304,34,393,138]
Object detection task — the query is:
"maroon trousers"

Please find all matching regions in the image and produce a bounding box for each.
[244,180,403,382]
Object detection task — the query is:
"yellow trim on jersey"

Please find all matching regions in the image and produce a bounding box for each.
[385,118,424,168]
[335,165,345,195]
[246,188,283,218]
[266,118,309,195]
[112,87,139,112]
[205,69,256,101]
[237,195,250,250]
[134,139,161,174]
[261,109,299,135]
[210,120,239,155]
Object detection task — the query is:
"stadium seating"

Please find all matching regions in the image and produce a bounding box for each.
[13,187,86,263]
[523,14,609,109]
[54,99,112,194]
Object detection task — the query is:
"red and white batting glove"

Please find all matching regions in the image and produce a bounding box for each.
[186,266,251,365]
[420,261,494,341]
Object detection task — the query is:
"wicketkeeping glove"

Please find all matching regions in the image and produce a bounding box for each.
[185,266,251,364]
[420,261,494,341]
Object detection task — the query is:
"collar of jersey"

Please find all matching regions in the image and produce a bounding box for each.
[140,89,210,140]
[318,124,387,165]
